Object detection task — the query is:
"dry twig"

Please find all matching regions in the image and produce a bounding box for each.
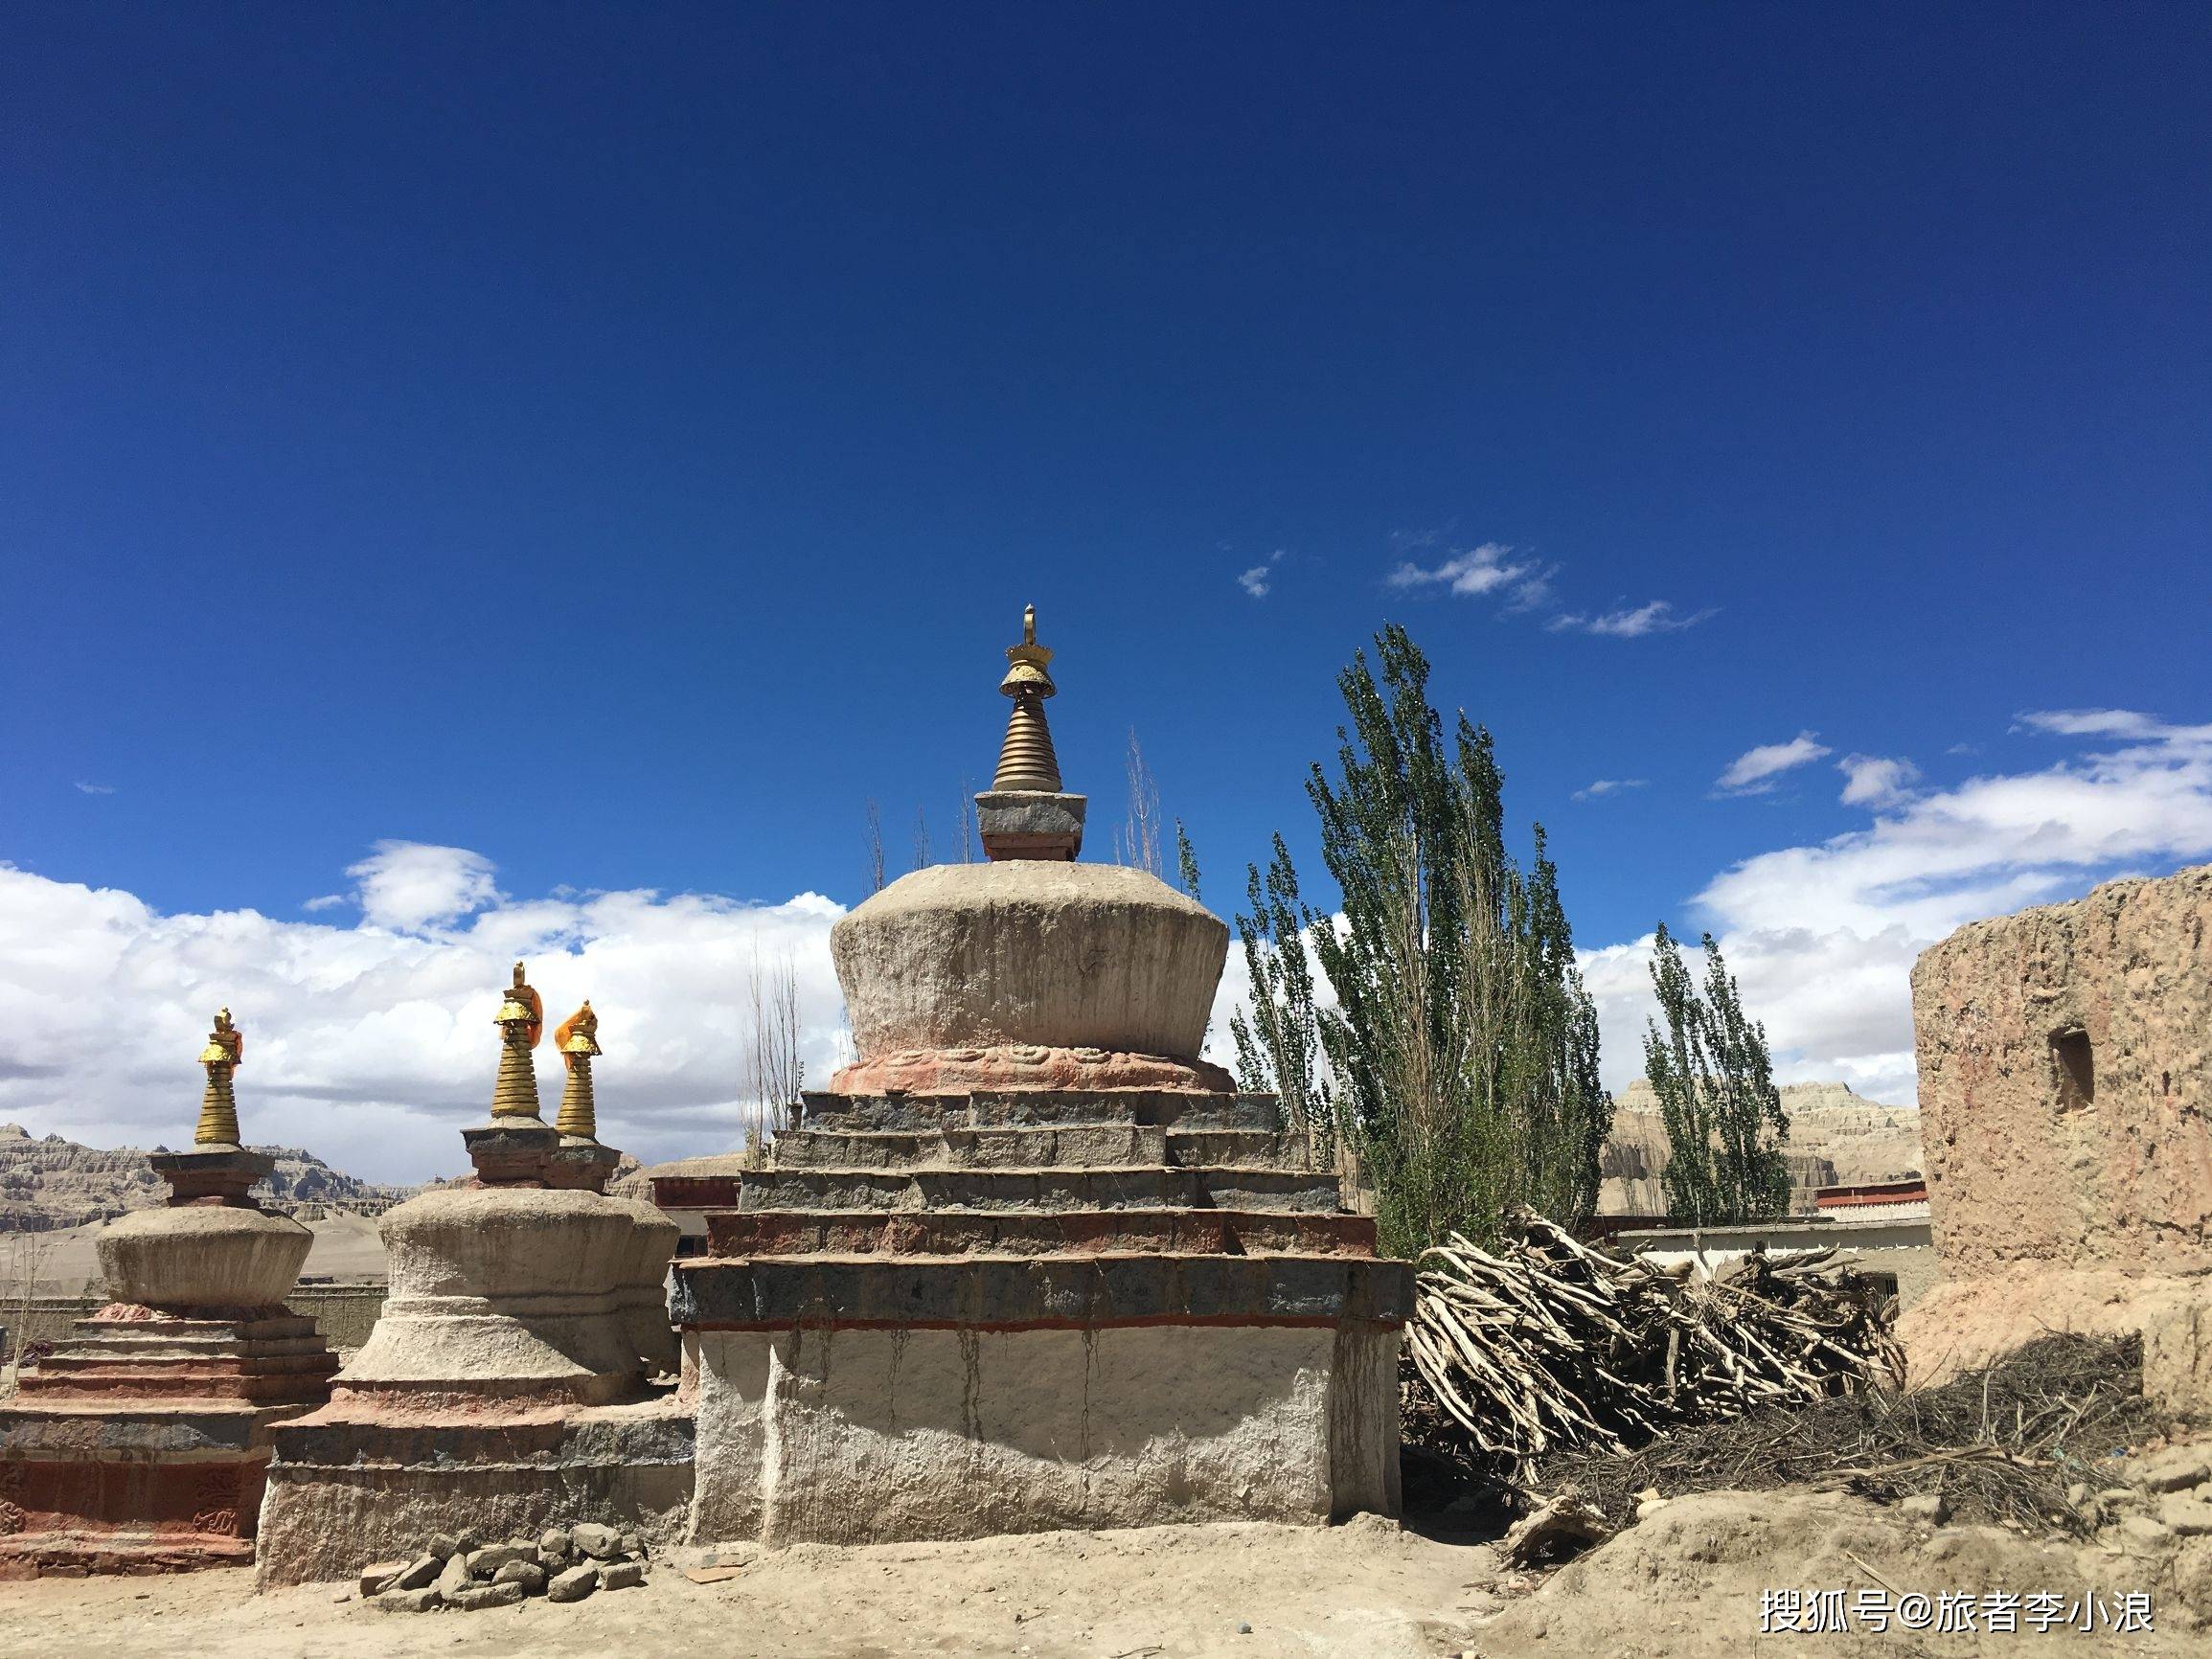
[1402,1208,1905,1490]
[1536,1332,2155,1537]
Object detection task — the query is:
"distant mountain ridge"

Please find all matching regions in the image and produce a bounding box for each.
[1598,1079,1924,1217]
[0,1122,417,1233]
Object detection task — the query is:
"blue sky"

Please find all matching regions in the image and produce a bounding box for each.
[5,5,2209,1180]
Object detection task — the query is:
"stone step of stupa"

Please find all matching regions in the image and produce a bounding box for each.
[16,1353,341,1403]
[798,1089,1285,1134]
[47,1329,336,1362]
[733,1165,1345,1215]
[69,1313,323,1343]
[31,1348,343,1380]
[1161,1129,1318,1169]
[770,1125,1314,1172]
[0,1533,258,1575]
[775,1125,1168,1170]
[672,1250,1414,1331]
[706,1207,1380,1259]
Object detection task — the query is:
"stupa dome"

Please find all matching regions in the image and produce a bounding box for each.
[830,860,1230,1094]
[98,1203,312,1310]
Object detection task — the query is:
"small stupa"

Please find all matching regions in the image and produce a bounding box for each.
[554,999,604,1138]
[254,968,684,1586]
[552,998,691,1386]
[831,607,1236,1098]
[662,606,1409,1549]
[0,1010,338,1576]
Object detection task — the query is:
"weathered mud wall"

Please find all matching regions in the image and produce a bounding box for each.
[1903,865,2212,1411]
[1910,864,2212,1277]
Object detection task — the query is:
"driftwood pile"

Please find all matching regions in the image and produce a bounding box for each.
[1404,1208,1905,1489]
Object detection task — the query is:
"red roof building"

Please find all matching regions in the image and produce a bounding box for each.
[1813,1177,1929,1219]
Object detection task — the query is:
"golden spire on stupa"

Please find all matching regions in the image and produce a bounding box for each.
[490,962,546,1120]
[194,1007,245,1147]
[553,1001,603,1141]
[992,603,1063,792]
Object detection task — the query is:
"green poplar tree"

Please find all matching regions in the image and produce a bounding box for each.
[1174,819,1202,901]
[1234,625,1609,1257]
[1643,923,1791,1225]
[1229,834,1332,1157]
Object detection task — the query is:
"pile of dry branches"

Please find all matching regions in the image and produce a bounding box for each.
[1539,1331,2155,1536]
[1404,1208,1904,1488]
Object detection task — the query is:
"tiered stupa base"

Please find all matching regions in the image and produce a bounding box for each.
[666,1086,1408,1548]
[255,1117,690,1586]
[254,1396,695,1586]
[0,1144,339,1578]
[0,1306,340,1577]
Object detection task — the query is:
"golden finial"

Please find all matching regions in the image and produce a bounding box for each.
[999,602,1057,697]
[553,1001,602,1140]
[992,603,1063,792]
[494,962,540,1029]
[490,962,545,1120]
[194,1007,244,1147]
[556,1000,601,1060]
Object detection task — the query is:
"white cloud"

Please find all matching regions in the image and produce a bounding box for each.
[1546,600,1716,639]
[1703,718,2212,938]
[2010,708,2179,740]
[1383,536,1720,632]
[1836,754,1921,808]
[74,782,115,795]
[1237,550,1286,600]
[1716,731,1832,795]
[0,852,851,1185]
[1509,570,1557,611]
[1386,540,1516,596]
[1586,710,2212,1105]
[1386,542,1551,609]
[301,894,347,913]
[346,841,504,933]
[1573,779,1648,802]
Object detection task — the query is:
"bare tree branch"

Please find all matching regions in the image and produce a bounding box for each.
[741,943,807,1145]
[1118,727,1163,875]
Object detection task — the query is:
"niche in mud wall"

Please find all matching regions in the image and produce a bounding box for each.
[2050,1027,2095,1111]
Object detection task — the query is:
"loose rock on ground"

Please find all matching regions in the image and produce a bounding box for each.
[362,1519,650,1613]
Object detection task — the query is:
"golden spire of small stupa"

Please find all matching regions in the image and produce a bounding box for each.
[992,603,1063,792]
[553,1001,602,1140]
[490,962,545,1120]
[194,1007,244,1147]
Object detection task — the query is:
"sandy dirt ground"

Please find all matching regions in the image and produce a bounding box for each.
[0,1516,1496,1659]
[0,1490,2200,1659]
[1476,1489,2199,1658]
